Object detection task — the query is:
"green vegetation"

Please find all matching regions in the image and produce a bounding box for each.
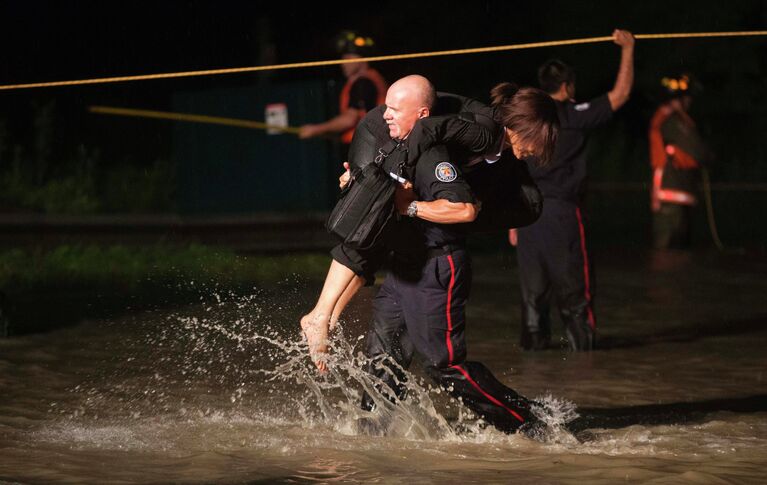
[0,244,329,292]
[0,153,175,215]
[0,244,330,335]
[0,101,176,214]
[0,156,100,214]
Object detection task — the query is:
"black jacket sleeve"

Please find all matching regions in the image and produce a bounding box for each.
[405,92,503,165]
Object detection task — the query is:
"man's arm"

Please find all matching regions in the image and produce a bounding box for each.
[401,148,479,223]
[408,113,500,161]
[607,29,635,111]
[299,109,361,139]
[301,76,381,139]
[402,199,479,223]
[395,184,479,223]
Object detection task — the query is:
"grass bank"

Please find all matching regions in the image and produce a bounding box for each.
[0,244,330,336]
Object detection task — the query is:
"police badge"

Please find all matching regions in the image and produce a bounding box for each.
[435,162,457,182]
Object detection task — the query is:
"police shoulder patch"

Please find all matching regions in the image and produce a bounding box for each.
[574,102,591,111]
[435,162,457,182]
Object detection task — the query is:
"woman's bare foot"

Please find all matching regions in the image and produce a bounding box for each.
[299,260,363,373]
[300,311,330,373]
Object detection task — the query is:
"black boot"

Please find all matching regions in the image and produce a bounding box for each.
[520,330,551,351]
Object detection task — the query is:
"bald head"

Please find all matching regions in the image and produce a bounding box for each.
[389,75,436,109]
[383,75,435,140]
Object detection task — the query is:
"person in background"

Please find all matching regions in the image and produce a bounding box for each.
[648,73,712,249]
[299,30,387,146]
[510,29,635,352]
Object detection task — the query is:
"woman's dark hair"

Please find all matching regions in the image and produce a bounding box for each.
[491,82,559,165]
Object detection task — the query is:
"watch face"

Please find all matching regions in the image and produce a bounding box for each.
[408,202,417,217]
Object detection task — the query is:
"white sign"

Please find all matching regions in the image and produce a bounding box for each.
[265,103,288,135]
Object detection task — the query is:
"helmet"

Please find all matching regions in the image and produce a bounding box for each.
[335,30,376,56]
[659,73,701,99]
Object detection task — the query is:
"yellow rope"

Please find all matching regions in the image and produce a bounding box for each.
[2,31,766,91]
[88,106,301,134]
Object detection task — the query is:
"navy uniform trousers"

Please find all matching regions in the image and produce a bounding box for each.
[362,248,537,434]
[516,198,596,351]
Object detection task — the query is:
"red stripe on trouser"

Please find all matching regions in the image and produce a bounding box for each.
[445,254,456,365]
[450,364,525,423]
[575,207,596,330]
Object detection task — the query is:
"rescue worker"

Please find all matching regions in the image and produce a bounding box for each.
[649,74,712,249]
[302,86,555,371]
[510,29,635,352]
[303,75,559,436]
[299,31,387,145]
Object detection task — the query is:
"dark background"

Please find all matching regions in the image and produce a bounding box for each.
[0,0,765,246]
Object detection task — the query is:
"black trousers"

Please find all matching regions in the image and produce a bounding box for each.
[362,249,537,434]
[516,199,595,351]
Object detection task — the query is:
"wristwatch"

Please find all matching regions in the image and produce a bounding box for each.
[407,201,418,218]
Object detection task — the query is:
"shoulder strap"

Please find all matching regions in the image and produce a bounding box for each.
[375,139,401,166]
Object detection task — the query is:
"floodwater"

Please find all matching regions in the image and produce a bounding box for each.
[1,249,766,484]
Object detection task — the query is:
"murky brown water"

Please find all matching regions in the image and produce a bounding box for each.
[1,249,766,484]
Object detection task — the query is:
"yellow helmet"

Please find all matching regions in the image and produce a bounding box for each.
[335,30,376,56]
[659,73,701,99]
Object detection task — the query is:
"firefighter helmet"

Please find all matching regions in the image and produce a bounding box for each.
[659,73,701,99]
[335,30,376,56]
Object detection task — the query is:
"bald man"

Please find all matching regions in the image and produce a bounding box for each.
[302,76,476,367]
[324,75,542,436]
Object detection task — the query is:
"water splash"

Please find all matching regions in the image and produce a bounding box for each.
[253,323,462,441]
[526,394,580,444]
[55,289,583,448]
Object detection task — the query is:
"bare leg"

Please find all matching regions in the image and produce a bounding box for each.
[301,259,357,372]
[330,274,365,330]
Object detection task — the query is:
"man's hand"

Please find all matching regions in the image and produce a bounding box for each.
[613,29,634,50]
[508,228,518,247]
[299,124,321,139]
[339,162,351,188]
[394,181,415,215]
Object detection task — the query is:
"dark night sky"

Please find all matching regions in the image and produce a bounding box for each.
[2,1,765,92]
[0,1,765,183]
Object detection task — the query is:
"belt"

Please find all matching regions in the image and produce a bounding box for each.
[425,244,463,259]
